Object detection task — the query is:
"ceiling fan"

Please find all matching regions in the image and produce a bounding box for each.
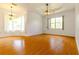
[9,3,17,20]
[44,3,62,15]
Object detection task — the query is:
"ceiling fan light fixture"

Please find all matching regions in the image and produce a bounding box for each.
[9,3,16,20]
[44,3,49,15]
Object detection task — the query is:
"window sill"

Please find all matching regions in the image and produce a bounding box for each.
[50,28,64,30]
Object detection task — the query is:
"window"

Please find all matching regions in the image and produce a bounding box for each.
[50,16,64,30]
[5,16,25,32]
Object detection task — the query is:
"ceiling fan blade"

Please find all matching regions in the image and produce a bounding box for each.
[12,3,17,6]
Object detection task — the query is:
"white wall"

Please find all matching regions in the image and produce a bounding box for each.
[42,9,75,36]
[75,4,79,52]
[0,10,4,35]
[26,9,42,36]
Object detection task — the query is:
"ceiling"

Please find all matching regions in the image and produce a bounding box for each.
[18,3,75,15]
[0,3,75,16]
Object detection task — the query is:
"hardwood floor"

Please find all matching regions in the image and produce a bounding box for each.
[0,34,78,55]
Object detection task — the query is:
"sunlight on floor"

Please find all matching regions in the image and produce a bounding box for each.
[50,38,63,51]
[13,39,25,54]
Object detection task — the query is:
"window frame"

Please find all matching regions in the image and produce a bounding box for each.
[50,16,64,30]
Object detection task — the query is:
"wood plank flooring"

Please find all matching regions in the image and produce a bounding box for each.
[0,34,78,55]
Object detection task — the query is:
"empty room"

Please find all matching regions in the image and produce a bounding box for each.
[0,3,79,55]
